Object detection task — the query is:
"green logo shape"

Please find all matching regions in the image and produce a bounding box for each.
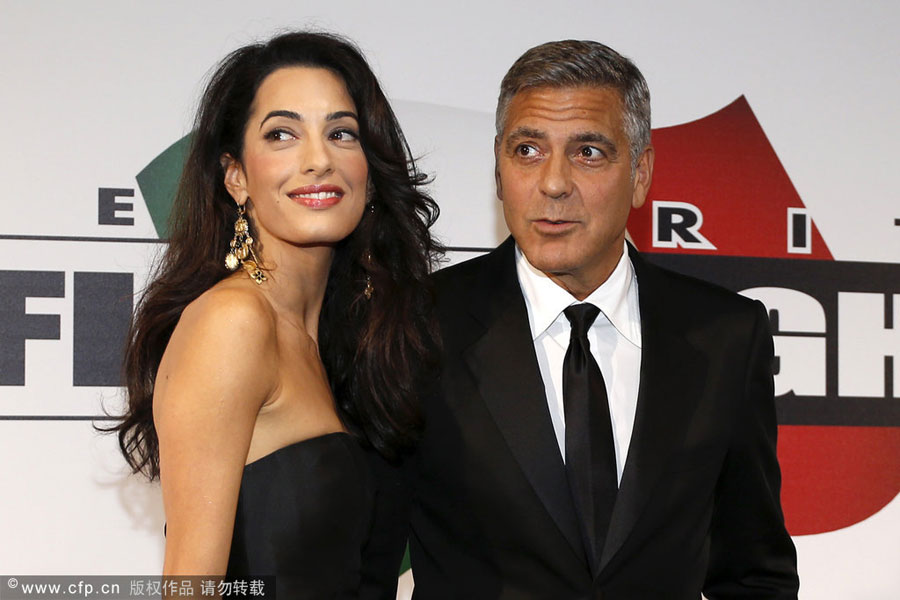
[400,543,411,574]
[136,134,192,238]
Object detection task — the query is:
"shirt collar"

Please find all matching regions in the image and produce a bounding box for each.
[515,242,642,348]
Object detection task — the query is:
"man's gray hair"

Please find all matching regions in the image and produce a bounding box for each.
[495,40,651,167]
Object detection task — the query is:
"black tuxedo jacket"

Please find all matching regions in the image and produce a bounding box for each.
[382,238,797,599]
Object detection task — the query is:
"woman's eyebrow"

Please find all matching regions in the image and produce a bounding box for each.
[260,110,301,129]
[259,109,359,129]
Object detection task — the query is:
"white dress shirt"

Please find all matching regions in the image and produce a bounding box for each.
[515,243,642,483]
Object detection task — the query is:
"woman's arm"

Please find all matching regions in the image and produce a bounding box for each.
[153,286,278,575]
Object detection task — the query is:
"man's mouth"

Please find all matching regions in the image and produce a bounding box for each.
[533,219,577,233]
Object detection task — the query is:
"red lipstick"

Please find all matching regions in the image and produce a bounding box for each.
[287,184,345,208]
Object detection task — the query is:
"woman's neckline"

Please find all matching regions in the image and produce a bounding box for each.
[244,431,352,469]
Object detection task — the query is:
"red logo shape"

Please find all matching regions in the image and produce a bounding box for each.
[630,95,831,259]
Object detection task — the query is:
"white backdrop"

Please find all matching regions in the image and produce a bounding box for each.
[1,1,898,598]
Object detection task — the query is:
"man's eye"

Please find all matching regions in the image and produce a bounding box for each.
[516,144,538,157]
[578,146,604,159]
[329,128,359,142]
[264,129,294,142]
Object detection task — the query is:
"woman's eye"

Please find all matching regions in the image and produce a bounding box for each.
[264,129,294,142]
[329,128,359,142]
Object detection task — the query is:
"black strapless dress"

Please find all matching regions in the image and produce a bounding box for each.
[226,432,376,598]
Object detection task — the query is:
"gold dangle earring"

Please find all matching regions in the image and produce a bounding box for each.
[225,204,267,284]
[364,253,374,300]
[363,200,375,300]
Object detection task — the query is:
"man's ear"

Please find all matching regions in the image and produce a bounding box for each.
[221,153,248,206]
[631,144,655,210]
[494,136,503,202]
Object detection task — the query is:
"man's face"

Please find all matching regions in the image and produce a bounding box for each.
[495,85,653,298]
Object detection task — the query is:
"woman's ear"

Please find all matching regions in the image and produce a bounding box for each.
[221,153,248,206]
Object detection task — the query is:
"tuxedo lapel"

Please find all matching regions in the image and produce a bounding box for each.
[598,246,708,572]
[461,239,587,565]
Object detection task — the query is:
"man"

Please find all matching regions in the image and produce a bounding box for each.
[399,40,799,599]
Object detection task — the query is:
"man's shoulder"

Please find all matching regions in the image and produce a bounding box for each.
[433,251,497,290]
[433,240,515,295]
[634,251,763,323]
[430,241,520,342]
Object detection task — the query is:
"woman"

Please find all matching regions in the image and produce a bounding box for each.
[113,31,439,595]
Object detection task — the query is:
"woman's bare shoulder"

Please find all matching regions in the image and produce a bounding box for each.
[180,277,277,341]
[155,277,279,413]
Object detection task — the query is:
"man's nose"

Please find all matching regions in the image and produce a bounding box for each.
[539,153,573,199]
[301,136,333,176]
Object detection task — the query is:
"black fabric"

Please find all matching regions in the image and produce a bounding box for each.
[562,304,618,577]
[226,432,375,599]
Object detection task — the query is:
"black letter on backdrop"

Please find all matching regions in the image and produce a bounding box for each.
[0,271,65,385]
[657,205,702,244]
[98,188,135,225]
[73,272,133,386]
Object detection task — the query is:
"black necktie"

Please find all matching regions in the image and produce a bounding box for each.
[562,303,618,575]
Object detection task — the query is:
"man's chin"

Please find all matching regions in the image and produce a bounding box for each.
[520,249,577,278]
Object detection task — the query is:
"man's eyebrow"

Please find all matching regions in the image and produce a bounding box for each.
[260,109,359,130]
[572,131,619,159]
[504,127,546,151]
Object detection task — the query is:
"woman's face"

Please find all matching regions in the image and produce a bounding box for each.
[223,66,369,256]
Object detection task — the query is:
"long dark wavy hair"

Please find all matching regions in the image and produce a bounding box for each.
[112,31,442,480]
